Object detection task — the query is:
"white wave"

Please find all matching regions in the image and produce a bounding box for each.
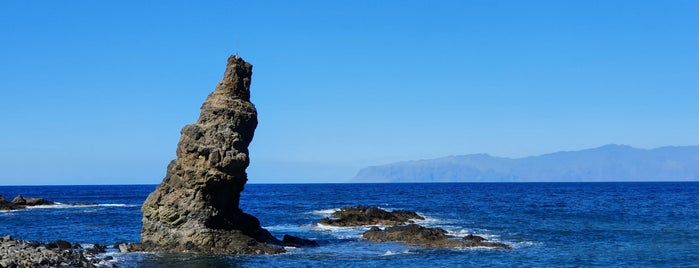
[446,229,498,241]
[443,228,529,251]
[454,245,504,251]
[313,223,387,232]
[509,240,541,249]
[307,208,340,217]
[96,204,134,207]
[313,223,347,232]
[0,211,15,216]
[412,215,442,226]
[381,250,411,256]
[96,252,122,267]
[312,223,363,233]
[22,203,136,210]
[311,223,373,239]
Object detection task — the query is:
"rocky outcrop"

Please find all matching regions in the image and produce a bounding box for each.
[313,205,511,250]
[0,235,110,267]
[363,224,511,249]
[0,195,18,210]
[0,195,55,211]
[319,206,425,227]
[139,55,283,254]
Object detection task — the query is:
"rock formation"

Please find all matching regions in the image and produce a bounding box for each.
[140,55,283,254]
[363,224,512,249]
[0,195,55,211]
[314,205,511,250]
[319,206,424,227]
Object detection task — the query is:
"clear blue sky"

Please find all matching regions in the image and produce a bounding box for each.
[1,1,698,185]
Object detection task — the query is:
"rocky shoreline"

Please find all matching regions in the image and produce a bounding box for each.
[0,235,112,268]
[1,204,507,267]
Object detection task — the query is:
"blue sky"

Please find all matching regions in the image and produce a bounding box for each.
[1,1,698,185]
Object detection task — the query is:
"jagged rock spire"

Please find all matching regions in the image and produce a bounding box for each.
[140,55,282,254]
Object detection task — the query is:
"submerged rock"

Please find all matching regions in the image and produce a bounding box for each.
[319,206,425,227]
[363,224,511,249]
[139,55,283,254]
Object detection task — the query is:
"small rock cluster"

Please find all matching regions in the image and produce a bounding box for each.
[0,235,111,268]
[364,224,511,249]
[320,206,424,227]
[318,206,511,250]
[0,195,54,211]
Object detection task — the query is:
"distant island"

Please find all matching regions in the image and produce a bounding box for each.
[354,144,699,182]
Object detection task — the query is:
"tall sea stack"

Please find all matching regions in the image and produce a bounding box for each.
[140,55,283,254]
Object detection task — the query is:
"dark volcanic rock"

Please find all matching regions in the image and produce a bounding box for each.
[10,195,26,205]
[0,195,19,210]
[85,243,107,254]
[1,195,56,211]
[47,239,72,250]
[363,224,511,249]
[0,236,107,267]
[319,206,425,227]
[22,197,54,206]
[282,234,319,247]
[140,55,284,255]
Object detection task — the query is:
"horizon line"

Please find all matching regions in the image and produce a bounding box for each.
[1,180,698,187]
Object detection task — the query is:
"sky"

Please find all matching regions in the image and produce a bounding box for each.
[1,1,698,185]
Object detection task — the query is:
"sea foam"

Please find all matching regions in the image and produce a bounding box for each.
[308,208,340,218]
[23,203,135,210]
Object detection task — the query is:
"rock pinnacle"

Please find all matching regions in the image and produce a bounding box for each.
[140,55,283,254]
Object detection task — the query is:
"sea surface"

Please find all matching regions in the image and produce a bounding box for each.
[1,182,698,267]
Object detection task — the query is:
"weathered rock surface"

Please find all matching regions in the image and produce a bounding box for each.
[0,195,18,210]
[363,224,511,249]
[319,206,425,227]
[139,55,283,254]
[0,235,110,267]
[0,194,55,211]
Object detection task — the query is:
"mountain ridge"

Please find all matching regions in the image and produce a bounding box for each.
[354,144,699,182]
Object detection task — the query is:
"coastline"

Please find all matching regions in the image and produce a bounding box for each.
[1,183,698,266]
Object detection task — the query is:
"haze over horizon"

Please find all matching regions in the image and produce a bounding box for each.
[354,144,699,183]
[1,1,698,185]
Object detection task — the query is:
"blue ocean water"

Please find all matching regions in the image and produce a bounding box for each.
[1,182,698,267]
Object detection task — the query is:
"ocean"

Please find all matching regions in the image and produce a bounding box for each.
[1,182,698,267]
